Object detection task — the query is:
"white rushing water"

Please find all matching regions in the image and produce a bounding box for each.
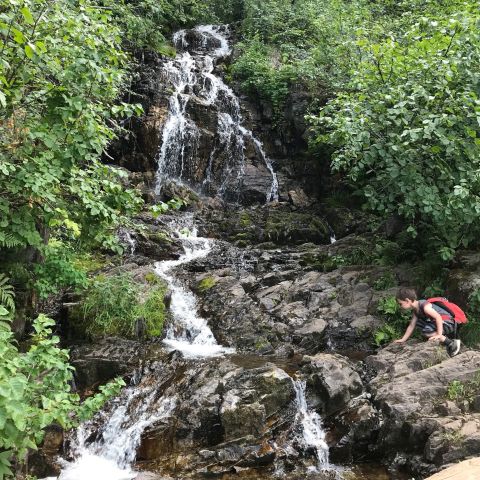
[53,384,177,480]
[155,217,235,358]
[155,24,278,203]
[293,379,329,470]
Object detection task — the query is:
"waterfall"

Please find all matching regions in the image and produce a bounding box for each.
[54,381,177,480]
[118,228,136,255]
[155,25,278,203]
[292,379,329,470]
[154,216,234,358]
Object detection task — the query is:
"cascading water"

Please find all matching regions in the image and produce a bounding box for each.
[118,228,137,255]
[53,380,177,480]
[155,25,278,203]
[293,379,329,470]
[154,215,234,358]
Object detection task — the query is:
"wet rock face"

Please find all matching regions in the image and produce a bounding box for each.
[134,358,307,477]
[108,51,171,173]
[173,230,387,356]
[301,353,363,416]
[364,343,480,476]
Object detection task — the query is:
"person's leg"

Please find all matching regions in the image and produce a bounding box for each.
[421,320,461,356]
[443,320,461,356]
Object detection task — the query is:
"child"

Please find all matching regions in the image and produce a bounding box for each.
[394,287,461,357]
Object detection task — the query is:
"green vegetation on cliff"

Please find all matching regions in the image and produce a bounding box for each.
[75,273,168,338]
[231,0,480,260]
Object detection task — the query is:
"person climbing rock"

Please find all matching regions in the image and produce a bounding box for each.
[393,287,461,357]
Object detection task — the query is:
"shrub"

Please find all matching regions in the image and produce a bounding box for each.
[311,5,480,259]
[373,296,411,346]
[136,284,168,337]
[79,274,141,337]
[0,314,124,478]
[462,289,480,347]
[77,273,167,339]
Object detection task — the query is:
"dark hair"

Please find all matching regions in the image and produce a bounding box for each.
[396,287,417,301]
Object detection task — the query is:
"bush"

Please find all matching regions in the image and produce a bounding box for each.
[374,296,411,345]
[0,314,124,478]
[136,284,168,336]
[77,273,167,338]
[310,4,480,259]
[462,289,480,347]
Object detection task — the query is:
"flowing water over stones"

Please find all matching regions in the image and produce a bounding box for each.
[154,215,234,357]
[41,22,419,480]
[293,379,329,470]
[155,25,278,203]
[56,379,177,480]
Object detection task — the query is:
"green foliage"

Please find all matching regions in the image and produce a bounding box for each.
[373,323,400,347]
[79,274,141,337]
[462,289,480,347]
[0,275,15,318]
[422,281,445,299]
[446,372,480,404]
[150,197,186,219]
[373,272,396,291]
[374,296,411,345]
[33,240,88,299]
[310,4,480,258]
[232,0,368,117]
[447,380,466,402]
[77,273,167,338]
[0,314,124,477]
[136,284,168,336]
[0,0,144,256]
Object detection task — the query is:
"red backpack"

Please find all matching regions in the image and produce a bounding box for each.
[427,297,468,324]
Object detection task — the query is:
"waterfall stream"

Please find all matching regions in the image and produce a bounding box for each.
[43,24,343,480]
[54,383,177,480]
[155,25,278,203]
[154,216,234,358]
[293,379,329,471]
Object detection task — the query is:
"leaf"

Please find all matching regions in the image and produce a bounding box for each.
[0,91,6,108]
[11,27,24,44]
[24,43,36,59]
[20,6,34,25]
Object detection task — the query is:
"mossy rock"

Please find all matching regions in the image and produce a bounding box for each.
[145,271,160,284]
[146,231,172,244]
[264,210,330,245]
[239,211,253,227]
[137,283,168,337]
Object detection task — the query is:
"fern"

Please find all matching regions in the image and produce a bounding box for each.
[0,274,15,315]
[0,233,23,248]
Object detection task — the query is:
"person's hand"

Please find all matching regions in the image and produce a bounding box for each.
[393,339,405,344]
[428,334,443,342]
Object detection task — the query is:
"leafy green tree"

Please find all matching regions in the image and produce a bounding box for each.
[0,0,144,255]
[310,7,480,259]
[232,0,368,117]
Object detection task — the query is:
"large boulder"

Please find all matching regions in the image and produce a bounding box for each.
[301,353,363,416]
[366,342,480,476]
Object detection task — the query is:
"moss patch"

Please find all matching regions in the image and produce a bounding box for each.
[197,276,217,292]
[145,271,160,284]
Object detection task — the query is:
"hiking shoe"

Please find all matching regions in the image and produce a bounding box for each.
[446,339,461,357]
